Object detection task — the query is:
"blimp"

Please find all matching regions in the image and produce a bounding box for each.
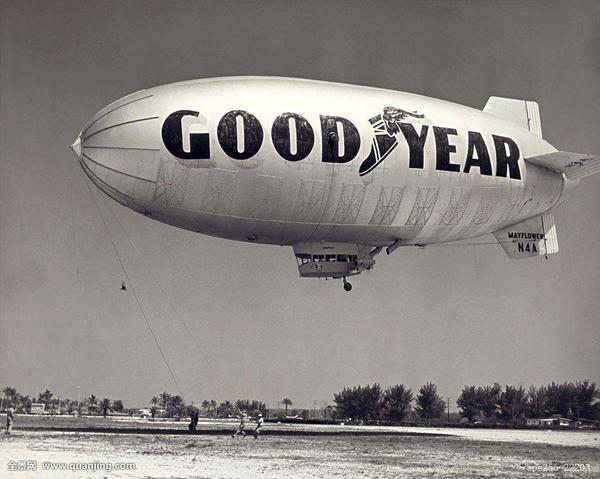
[71,77,599,291]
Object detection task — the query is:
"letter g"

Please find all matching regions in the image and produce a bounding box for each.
[162,110,210,160]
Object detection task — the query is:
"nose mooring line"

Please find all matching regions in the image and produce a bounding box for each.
[69,154,84,293]
[79,167,184,398]
[102,196,215,372]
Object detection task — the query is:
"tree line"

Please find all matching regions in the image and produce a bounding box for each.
[1,386,124,417]
[457,381,600,424]
[148,391,267,419]
[0,386,267,420]
[332,380,599,425]
[3,380,598,425]
[333,382,444,423]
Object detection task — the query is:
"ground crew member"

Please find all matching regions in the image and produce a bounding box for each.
[5,406,14,434]
[253,413,264,439]
[188,408,199,434]
[231,412,247,438]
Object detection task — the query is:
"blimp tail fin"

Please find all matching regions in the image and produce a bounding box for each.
[493,212,559,259]
[484,96,542,138]
[526,151,600,180]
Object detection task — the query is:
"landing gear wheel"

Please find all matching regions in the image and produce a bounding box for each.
[343,279,352,292]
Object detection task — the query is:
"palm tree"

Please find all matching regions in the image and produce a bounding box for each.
[159,391,171,411]
[2,387,18,411]
[99,398,112,418]
[37,389,53,406]
[87,394,98,415]
[210,400,218,417]
[2,386,17,404]
[201,400,210,414]
[282,398,293,416]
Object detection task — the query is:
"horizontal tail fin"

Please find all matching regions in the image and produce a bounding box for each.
[484,96,542,137]
[526,151,600,180]
[485,97,600,181]
[493,212,559,259]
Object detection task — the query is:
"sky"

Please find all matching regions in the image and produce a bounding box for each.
[1,0,599,410]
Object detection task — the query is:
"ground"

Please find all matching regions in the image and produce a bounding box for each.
[0,416,598,478]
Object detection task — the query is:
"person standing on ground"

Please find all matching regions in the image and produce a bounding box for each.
[188,408,199,434]
[5,406,14,434]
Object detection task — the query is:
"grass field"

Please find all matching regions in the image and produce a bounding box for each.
[1,415,598,478]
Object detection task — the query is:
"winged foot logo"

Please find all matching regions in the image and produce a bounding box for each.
[359,107,428,176]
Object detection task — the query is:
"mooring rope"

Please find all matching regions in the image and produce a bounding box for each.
[79,167,184,397]
[102,196,214,372]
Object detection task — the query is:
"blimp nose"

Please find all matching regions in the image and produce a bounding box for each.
[70,136,82,160]
[74,89,160,211]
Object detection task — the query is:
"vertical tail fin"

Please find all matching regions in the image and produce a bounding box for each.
[493,212,558,259]
[483,97,542,138]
